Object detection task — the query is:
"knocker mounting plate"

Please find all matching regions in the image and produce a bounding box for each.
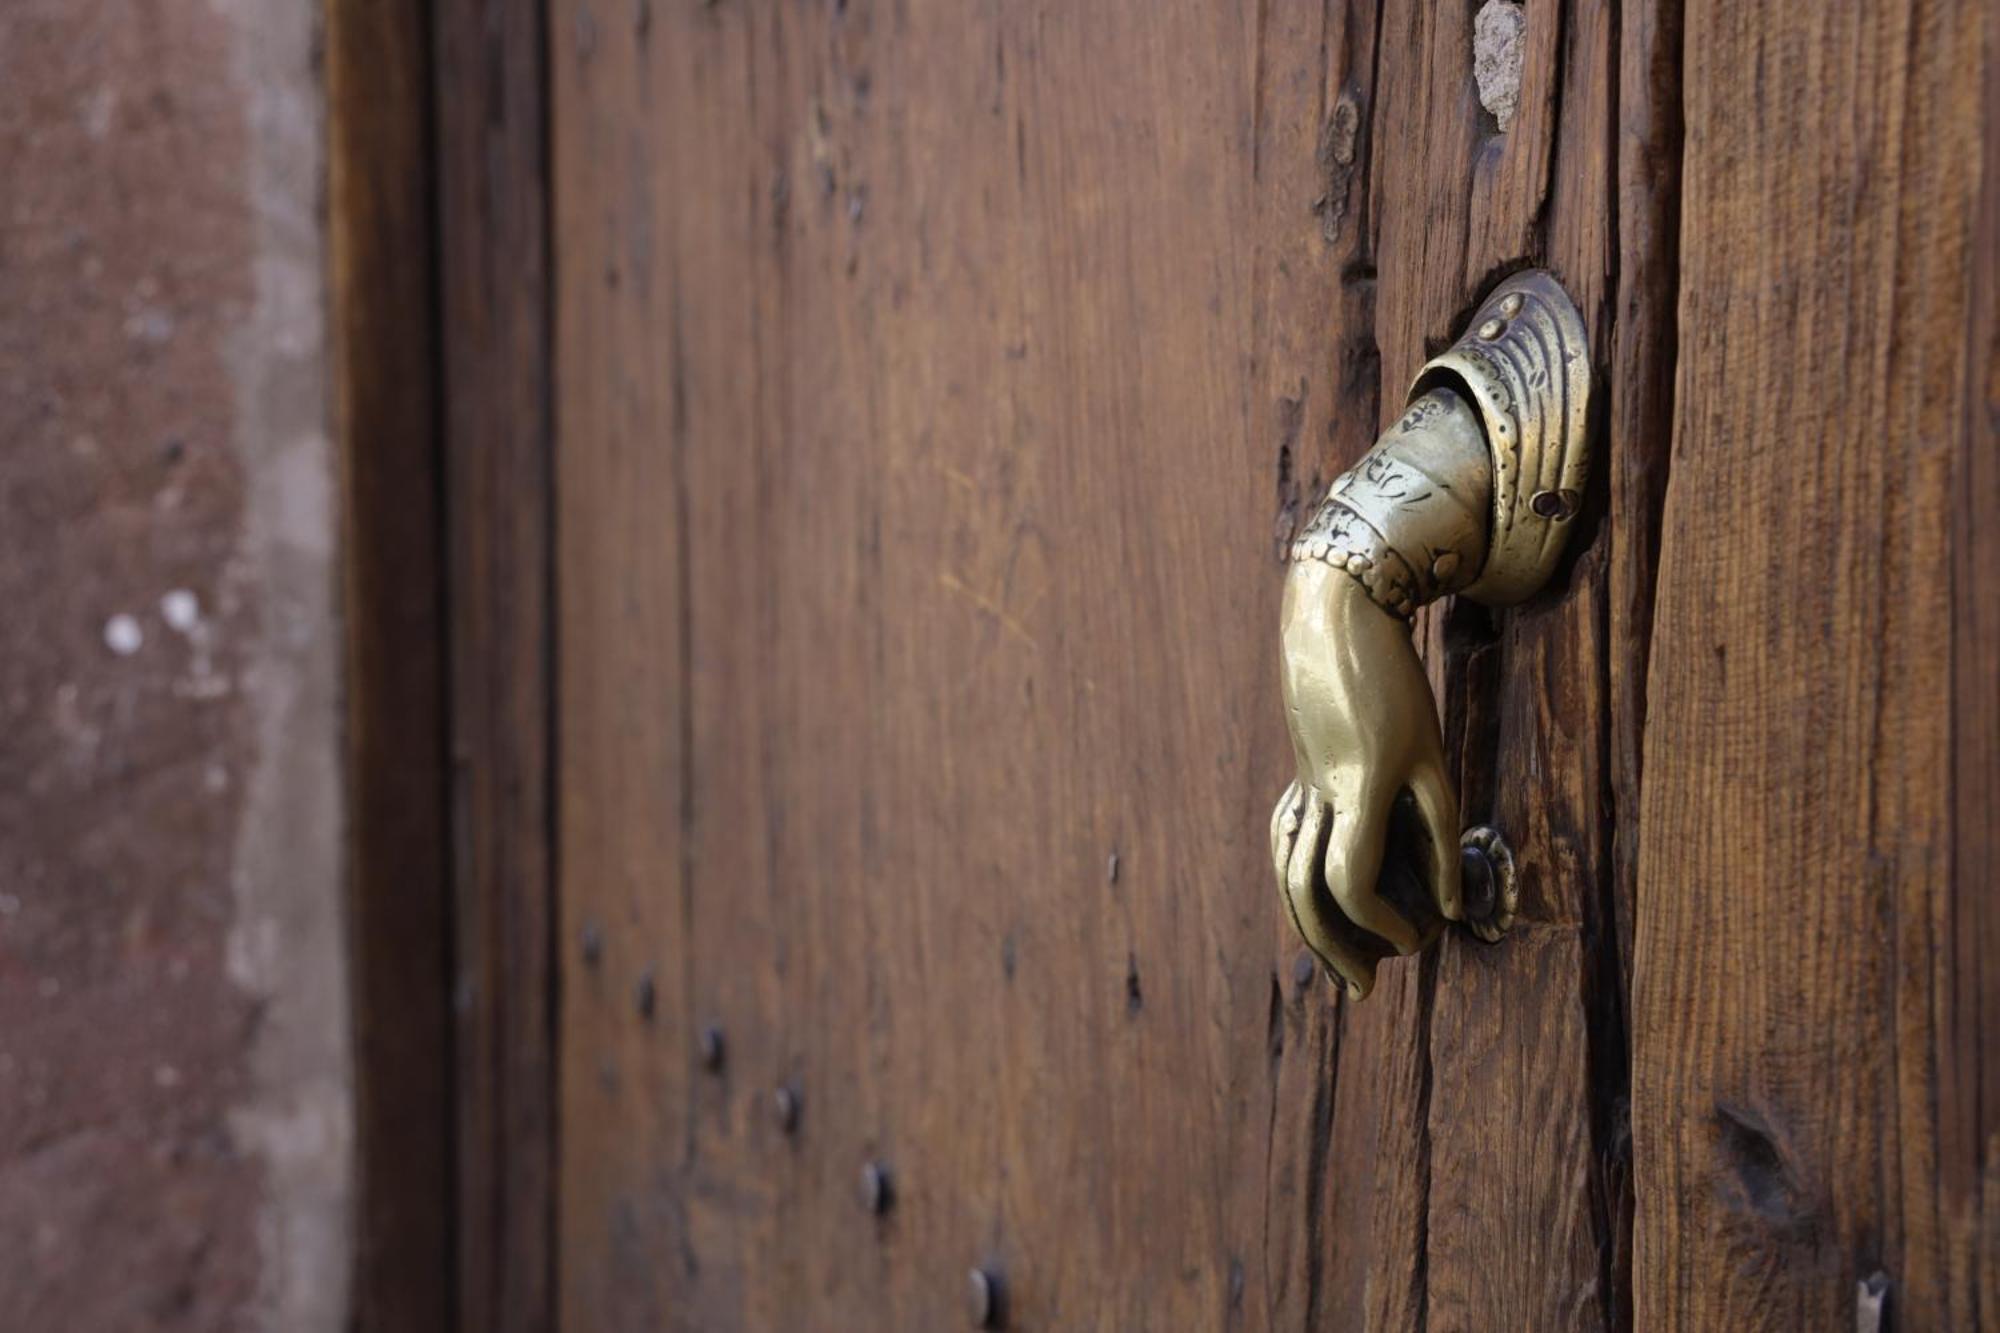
[1411,270,1593,606]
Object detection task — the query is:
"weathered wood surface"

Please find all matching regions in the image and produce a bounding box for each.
[433,0,557,1326]
[548,0,1680,1326]
[1631,1,1997,1328]
[1952,8,2000,1327]
[328,0,452,1326]
[1371,2,1625,1328]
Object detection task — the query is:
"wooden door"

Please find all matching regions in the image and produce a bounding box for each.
[437,0,1997,1327]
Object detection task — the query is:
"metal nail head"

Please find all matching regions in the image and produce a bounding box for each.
[860,1160,893,1214]
[698,1025,726,1071]
[966,1266,1003,1328]
[1458,824,1518,943]
[1460,842,1499,922]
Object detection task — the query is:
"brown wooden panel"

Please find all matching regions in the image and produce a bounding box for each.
[552,6,1319,1325]
[1949,11,2000,1324]
[1334,0,1689,1325]
[549,4,697,1324]
[1363,1,1619,1326]
[1632,1,1995,1327]
[328,0,452,1327]
[433,0,556,1327]
[1251,2,1395,1328]
[549,0,1672,1327]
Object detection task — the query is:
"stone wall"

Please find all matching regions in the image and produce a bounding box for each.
[0,0,351,1325]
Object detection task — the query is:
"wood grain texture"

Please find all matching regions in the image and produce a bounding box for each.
[327,0,452,1327]
[547,0,1670,1327]
[1599,6,1685,1313]
[1609,0,1684,1016]
[1948,8,2000,1324]
[1365,1,1635,1327]
[1631,1,1995,1327]
[433,0,556,1327]
[553,4,1326,1325]
[1252,3,1394,1329]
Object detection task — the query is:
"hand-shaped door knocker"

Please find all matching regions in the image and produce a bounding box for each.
[1272,271,1592,999]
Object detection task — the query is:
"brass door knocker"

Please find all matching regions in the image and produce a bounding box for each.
[1271,270,1591,1000]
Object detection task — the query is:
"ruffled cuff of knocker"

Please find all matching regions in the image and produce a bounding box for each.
[1287,500,1426,622]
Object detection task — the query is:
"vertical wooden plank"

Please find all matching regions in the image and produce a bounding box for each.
[1632,1,1993,1326]
[833,12,1300,1322]
[548,0,704,1320]
[1359,0,1648,1324]
[1946,11,2000,1325]
[1247,2,1401,1328]
[547,3,1335,1327]
[327,1,452,1328]
[1609,0,1685,1019]
[433,0,555,1328]
[1599,3,1685,1324]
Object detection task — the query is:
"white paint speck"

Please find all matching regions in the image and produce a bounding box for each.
[161,587,231,699]
[154,1065,183,1088]
[161,588,201,632]
[0,894,20,916]
[103,613,143,655]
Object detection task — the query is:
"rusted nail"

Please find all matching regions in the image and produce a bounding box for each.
[634,968,656,1020]
[860,1160,893,1214]
[697,1024,726,1071]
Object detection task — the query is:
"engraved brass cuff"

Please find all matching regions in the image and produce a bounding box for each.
[1289,387,1493,620]
[1291,270,1592,619]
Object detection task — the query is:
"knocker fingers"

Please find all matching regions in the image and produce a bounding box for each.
[1282,792,1379,999]
[1324,793,1427,956]
[1407,761,1462,921]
